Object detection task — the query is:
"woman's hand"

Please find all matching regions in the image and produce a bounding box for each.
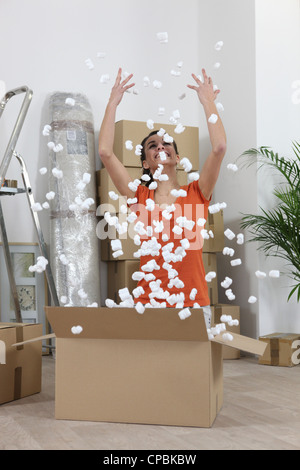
[108,68,135,107]
[187,68,220,105]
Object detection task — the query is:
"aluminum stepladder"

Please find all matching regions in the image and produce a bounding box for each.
[0,86,59,323]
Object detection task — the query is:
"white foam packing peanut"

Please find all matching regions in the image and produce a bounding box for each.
[227,163,238,172]
[209,202,227,214]
[125,140,133,150]
[52,168,63,179]
[230,258,242,267]
[255,270,267,279]
[189,288,197,300]
[215,40,224,51]
[157,31,168,43]
[163,133,173,143]
[159,151,167,161]
[109,191,119,201]
[85,58,94,70]
[208,114,218,124]
[135,144,143,156]
[216,102,224,113]
[141,259,160,272]
[248,296,257,304]
[174,123,185,134]
[135,302,145,314]
[29,256,48,274]
[205,271,216,282]
[65,97,75,106]
[153,80,162,89]
[46,191,55,200]
[188,172,199,182]
[170,188,187,198]
[225,289,235,301]
[222,332,234,342]
[31,202,43,212]
[59,254,69,265]
[147,119,154,129]
[197,217,206,227]
[71,325,83,335]
[39,167,47,175]
[223,247,235,256]
[100,74,110,84]
[236,233,244,245]
[118,287,132,302]
[221,276,233,288]
[132,286,145,298]
[224,228,235,240]
[105,298,117,308]
[269,270,280,278]
[180,157,192,172]
[78,288,88,299]
[178,307,191,320]
[111,239,122,252]
[42,124,51,136]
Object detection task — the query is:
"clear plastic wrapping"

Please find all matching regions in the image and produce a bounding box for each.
[47,91,101,306]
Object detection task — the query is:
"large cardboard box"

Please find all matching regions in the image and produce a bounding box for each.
[0,322,42,405]
[105,254,217,305]
[97,167,188,215]
[213,304,241,359]
[44,306,266,427]
[113,120,200,169]
[258,333,300,367]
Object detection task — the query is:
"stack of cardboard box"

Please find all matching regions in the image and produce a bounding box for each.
[97,120,240,359]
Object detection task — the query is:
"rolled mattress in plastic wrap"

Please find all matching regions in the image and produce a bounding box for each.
[47,92,100,307]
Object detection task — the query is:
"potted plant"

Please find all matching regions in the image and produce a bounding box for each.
[239,142,300,302]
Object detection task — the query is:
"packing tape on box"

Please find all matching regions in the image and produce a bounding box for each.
[47,92,101,307]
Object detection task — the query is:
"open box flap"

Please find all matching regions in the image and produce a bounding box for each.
[45,306,209,342]
[0,322,30,330]
[11,333,55,347]
[212,332,267,356]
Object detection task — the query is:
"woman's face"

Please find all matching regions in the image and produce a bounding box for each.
[142,134,179,172]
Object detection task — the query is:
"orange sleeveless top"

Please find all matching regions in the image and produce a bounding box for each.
[131,180,211,307]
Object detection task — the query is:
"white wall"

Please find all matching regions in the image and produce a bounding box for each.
[198,0,259,338]
[0,0,299,334]
[255,0,300,334]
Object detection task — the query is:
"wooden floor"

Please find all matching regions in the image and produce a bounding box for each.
[0,355,300,450]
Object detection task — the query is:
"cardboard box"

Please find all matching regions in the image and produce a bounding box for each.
[113,120,200,169]
[213,304,240,359]
[203,210,224,253]
[203,253,218,305]
[97,167,188,215]
[258,333,300,367]
[0,322,42,405]
[107,260,140,302]
[107,257,216,305]
[44,306,266,427]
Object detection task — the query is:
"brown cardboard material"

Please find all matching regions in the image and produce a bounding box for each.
[97,167,188,215]
[213,304,240,359]
[113,120,200,169]
[0,322,42,405]
[107,260,140,302]
[203,210,224,253]
[259,333,300,367]
[44,306,267,427]
[203,253,218,305]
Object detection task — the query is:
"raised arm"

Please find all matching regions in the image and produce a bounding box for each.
[98,68,137,198]
[187,69,227,200]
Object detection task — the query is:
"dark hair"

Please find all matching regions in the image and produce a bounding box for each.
[140,130,179,187]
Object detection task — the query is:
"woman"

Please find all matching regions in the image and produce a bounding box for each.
[99,67,226,325]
